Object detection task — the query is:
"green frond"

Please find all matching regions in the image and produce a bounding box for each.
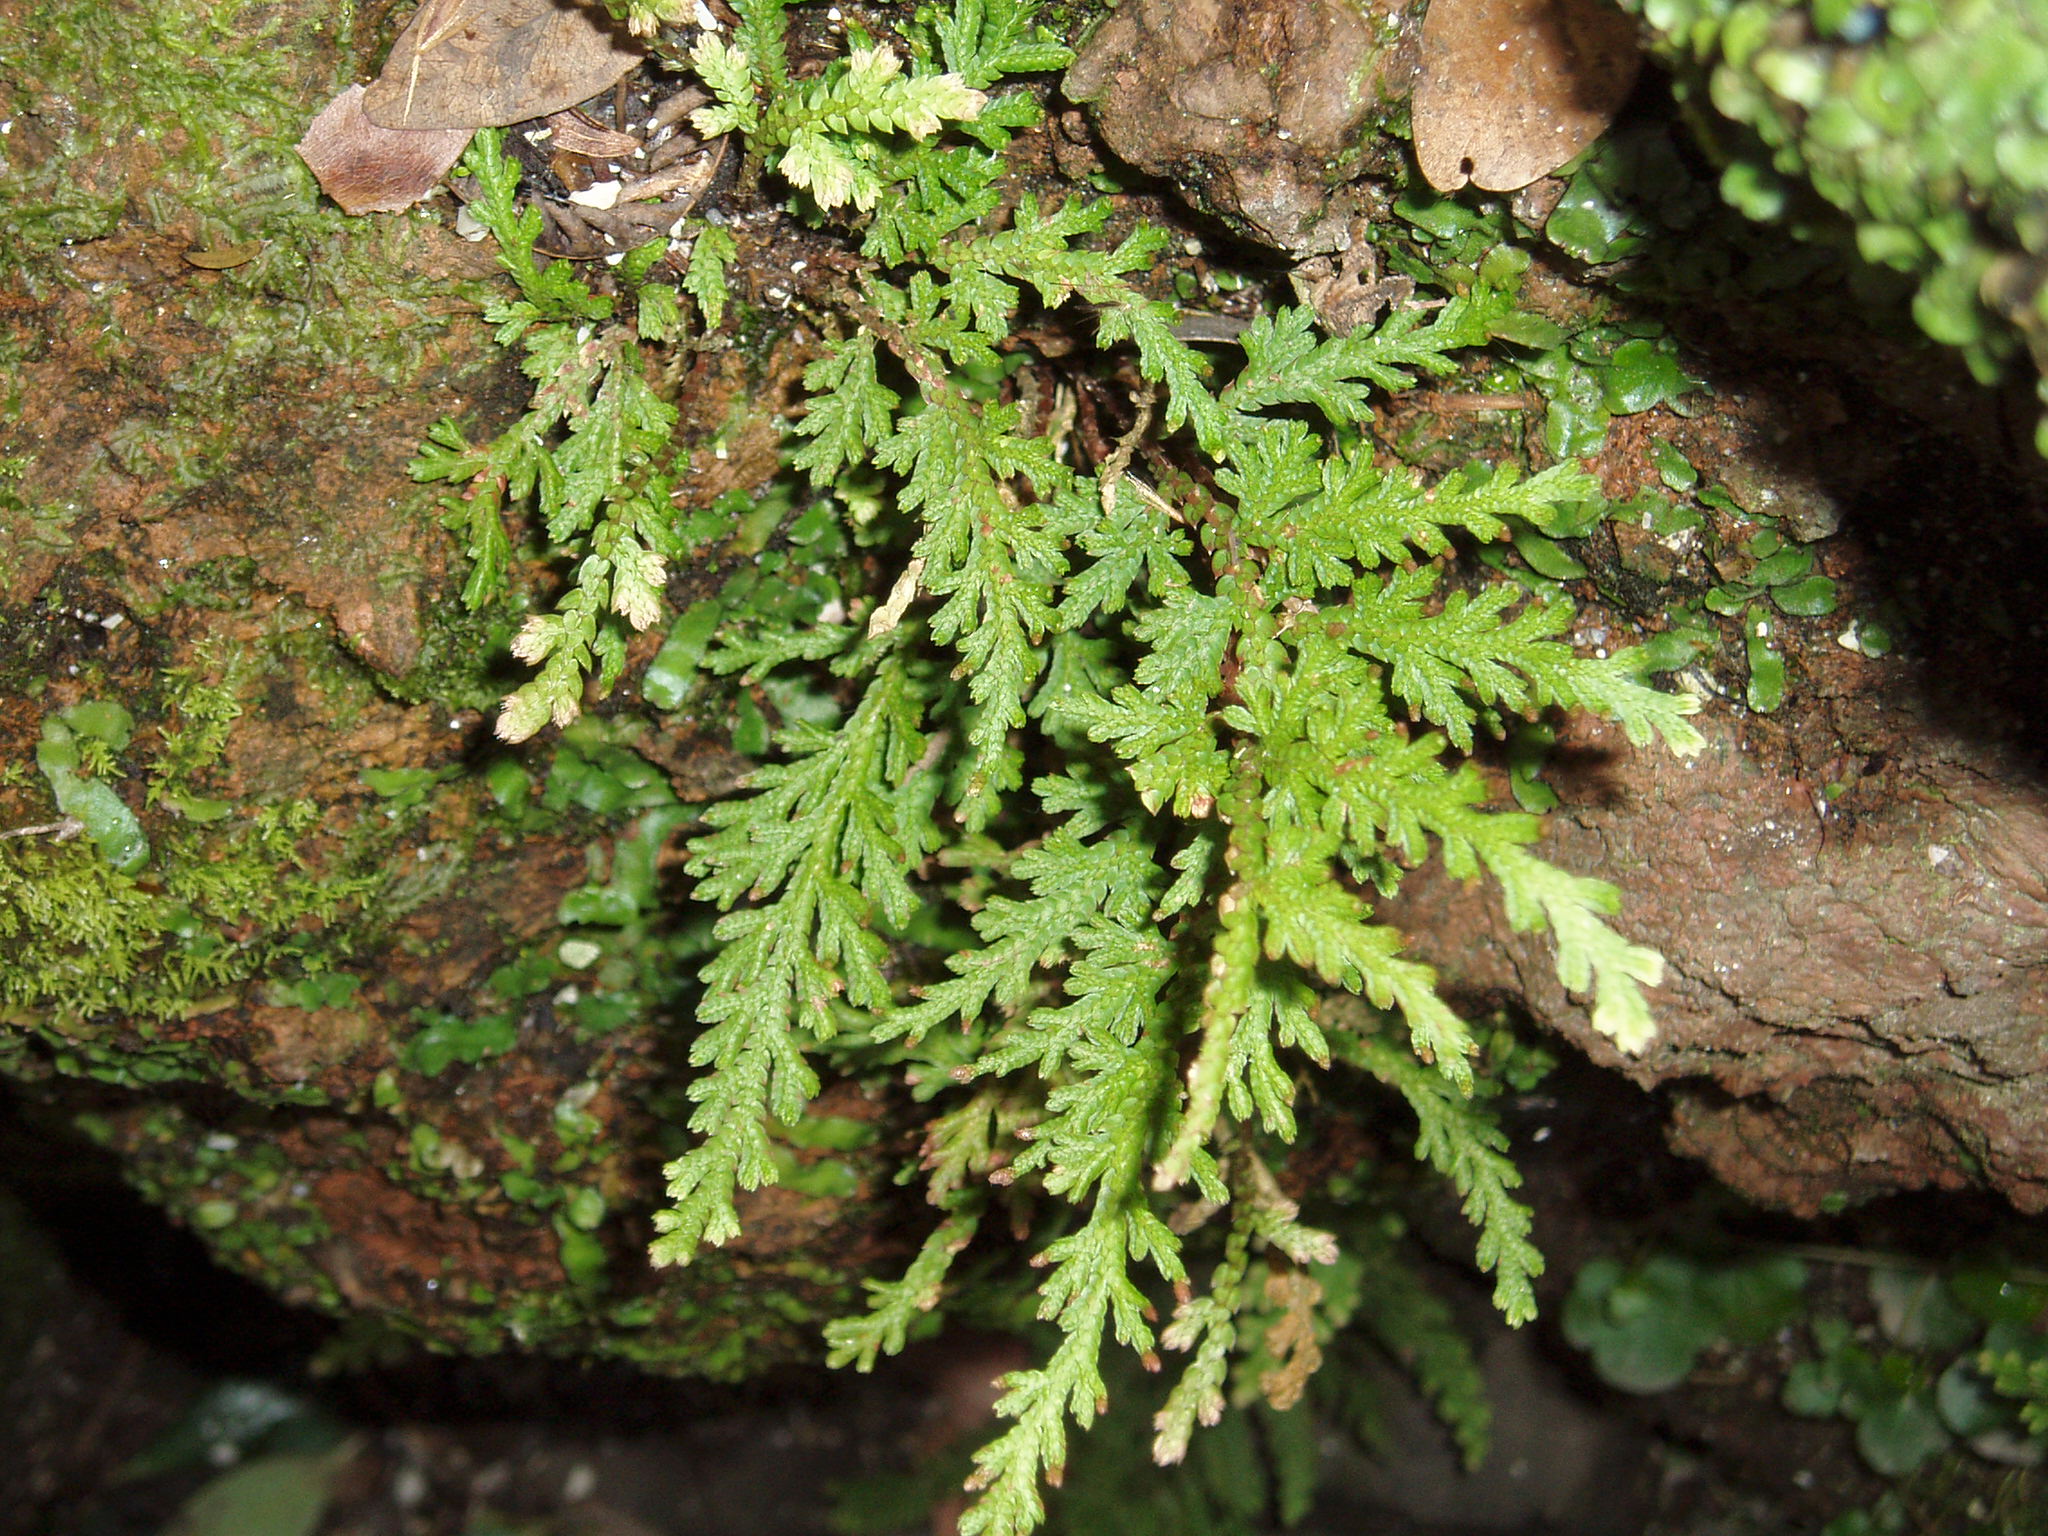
[960,1021,1182,1535]
[935,193,1115,302]
[831,44,986,138]
[731,0,790,89]
[793,333,899,485]
[1235,449,1597,586]
[706,619,860,682]
[1335,571,1577,751]
[1149,893,1258,1189]
[888,823,1161,1048]
[653,659,929,1263]
[1228,971,1326,1132]
[1333,286,1517,387]
[865,353,1068,825]
[863,139,1008,260]
[1318,734,1539,877]
[927,0,1077,87]
[824,1207,982,1370]
[1352,1228,1492,1468]
[408,130,689,739]
[1092,292,1230,455]
[680,223,737,329]
[1256,851,1478,1088]
[1053,477,1195,628]
[689,35,760,138]
[1338,1030,1543,1325]
[1223,305,1389,423]
[1152,1285,1238,1465]
[1484,845,1667,1053]
[1535,650,1708,756]
[716,30,987,211]
[1049,679,1229,818]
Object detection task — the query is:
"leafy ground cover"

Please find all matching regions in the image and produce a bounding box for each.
[10,0,2048,1532]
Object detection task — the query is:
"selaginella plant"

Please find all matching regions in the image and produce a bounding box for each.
[413,1,1705,1529]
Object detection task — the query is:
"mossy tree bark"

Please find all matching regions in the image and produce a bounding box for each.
[0,0,887,1371]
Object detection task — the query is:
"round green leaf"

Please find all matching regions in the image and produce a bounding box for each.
[62,699,135,749]
[1785,1357,1845,1417]
[1651,440,1699,491]
[1512,528,1589,580]
[1936,1355,2013,1439]
[1771,575,1839,616]
[1854,1392,1951,1477]
[165,1449,349,1536]
[1745,612,1787,712]
[1750,547,1815,586]
[1601,339,1701,415]
[61,776,152,875]
[1870,1268,1980,1352]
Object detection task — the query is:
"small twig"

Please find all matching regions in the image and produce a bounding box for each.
[396,0,471,127]
[648,84,711,132]
[1069,374,1113,470]
[573,199,669,244]
[1416,391,1529,413]
[1097,381,1157,516]
[1733,1236,2048,1289]
[622,137,726,208]
[1011,360,1044,441]
[542,108,640,158]
[646,129,704,172]
[1121,475,1181,524]
[0,817,84,842]
[536,198,588,257]
[1042,382,1077,467]
[1169,312,1252,344]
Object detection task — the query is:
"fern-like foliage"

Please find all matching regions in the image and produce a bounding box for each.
[410,130,687,742]
[412,2,1705,1529]
[650,646,934,1260]
[691,0,988,212]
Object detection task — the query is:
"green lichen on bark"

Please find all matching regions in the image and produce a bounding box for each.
[0,0,466,369]
[90,1093,866,1374]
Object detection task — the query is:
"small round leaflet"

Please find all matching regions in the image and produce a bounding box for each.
[1413,0,1642,193]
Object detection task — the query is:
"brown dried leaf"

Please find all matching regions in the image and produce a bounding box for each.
[361,0,643,132]
[296,84,474,215]
[1256,1269,1325,1413]
[183,240,264,270]
[1413,0,1642,193]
